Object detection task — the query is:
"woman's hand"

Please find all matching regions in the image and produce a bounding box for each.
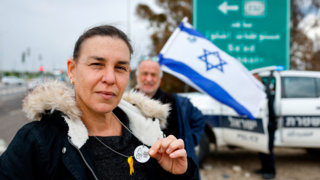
[149,135,187,174]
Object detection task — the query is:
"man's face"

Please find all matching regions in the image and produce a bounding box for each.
[137,60,161,97]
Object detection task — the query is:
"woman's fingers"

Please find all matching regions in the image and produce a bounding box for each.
[149,138,162,160]
[149,135,188,174]
[160,135,176,153]
[149,135,176,154]
[169,148,186,159]
[149,135,185,159]
[166,138,184,154]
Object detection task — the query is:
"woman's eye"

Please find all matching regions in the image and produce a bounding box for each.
[90,63,103,67]
[116,66,127,71]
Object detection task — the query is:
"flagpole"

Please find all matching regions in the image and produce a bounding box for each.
[181,17,188,23]
[159,17,189,55]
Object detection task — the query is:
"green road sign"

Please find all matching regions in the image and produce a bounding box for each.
[193,0,290,70]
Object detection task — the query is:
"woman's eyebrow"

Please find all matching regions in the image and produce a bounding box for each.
[90,56,105,61]
[89,56,130,64]
[118,60,130,65]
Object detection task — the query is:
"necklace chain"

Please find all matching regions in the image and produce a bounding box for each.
[91,113,139,175]
[112,112,145,146]
[113,112,134,135]
[92,113,133,158]
[92,113,146,158]
[92,136,129,158]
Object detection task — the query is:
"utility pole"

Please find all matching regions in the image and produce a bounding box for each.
[127,0,131,38]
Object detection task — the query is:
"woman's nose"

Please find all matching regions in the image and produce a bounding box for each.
[102,69,116,84]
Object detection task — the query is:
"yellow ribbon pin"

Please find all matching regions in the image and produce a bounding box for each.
[128,156,134,175]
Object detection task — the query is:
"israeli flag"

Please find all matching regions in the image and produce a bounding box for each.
[158,19,266,119]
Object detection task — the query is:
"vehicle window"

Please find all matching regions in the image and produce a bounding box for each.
[261,76,276,94]
[316,78,320,96]
[281,77,317,98]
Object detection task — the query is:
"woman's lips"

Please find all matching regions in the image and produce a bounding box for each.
[97,91,116,100]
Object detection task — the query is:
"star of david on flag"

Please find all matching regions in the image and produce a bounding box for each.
[198,49,227,72]
[158,18,266,119]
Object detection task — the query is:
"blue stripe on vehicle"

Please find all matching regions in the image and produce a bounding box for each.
[204,115,264,134]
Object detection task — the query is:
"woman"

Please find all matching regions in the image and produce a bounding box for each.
[0,25,196,179]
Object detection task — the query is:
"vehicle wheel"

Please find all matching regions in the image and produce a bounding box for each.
[197,132,210,167]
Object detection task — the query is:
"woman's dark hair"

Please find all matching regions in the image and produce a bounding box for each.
[73,25,133,60]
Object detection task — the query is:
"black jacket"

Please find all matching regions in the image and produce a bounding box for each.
[0,81,197,180]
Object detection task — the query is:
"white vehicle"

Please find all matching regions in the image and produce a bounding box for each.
[182,66,320,160]
[253,67,320,148]
[1,76,26,85]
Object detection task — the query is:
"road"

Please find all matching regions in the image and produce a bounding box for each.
[1,83,320,180]
[0,84,29,154]
[200,147,320,180]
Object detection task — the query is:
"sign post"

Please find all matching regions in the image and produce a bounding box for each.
[193,0,290,70]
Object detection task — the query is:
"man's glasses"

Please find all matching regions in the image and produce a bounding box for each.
[141,55,159,62]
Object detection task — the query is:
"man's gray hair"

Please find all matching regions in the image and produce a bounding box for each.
[135,59,163,78]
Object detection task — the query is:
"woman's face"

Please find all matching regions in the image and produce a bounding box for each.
[68,36,131,115]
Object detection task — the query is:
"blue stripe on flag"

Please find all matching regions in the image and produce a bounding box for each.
[158,54,255,119]
[178,23,206,39]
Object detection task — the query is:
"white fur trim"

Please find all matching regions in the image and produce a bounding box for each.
[23,81,88,148]
[63,116,88,149]
[22,81,169,148]
[118,100,164,146]
[123,90,170,129]
[22,81,80,122]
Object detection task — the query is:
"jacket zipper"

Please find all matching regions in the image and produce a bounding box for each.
[68,138,99,180]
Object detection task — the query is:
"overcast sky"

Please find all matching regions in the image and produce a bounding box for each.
[0,0,155,72]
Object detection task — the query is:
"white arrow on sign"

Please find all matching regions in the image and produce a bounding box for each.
[218,1,239,15]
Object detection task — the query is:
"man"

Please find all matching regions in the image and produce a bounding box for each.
[135,59,206,179]
[253,73,276,179]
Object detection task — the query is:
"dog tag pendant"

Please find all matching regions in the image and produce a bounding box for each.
[134,145,150,163]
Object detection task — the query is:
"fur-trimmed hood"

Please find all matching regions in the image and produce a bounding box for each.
[22,81,170,148]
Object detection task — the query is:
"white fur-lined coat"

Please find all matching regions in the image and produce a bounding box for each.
[22,81,170,149]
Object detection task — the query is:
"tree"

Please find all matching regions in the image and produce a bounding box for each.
[311,50,320,70]
[136,0,192,55]
[135,0,194,92]
[291,0,320,70]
